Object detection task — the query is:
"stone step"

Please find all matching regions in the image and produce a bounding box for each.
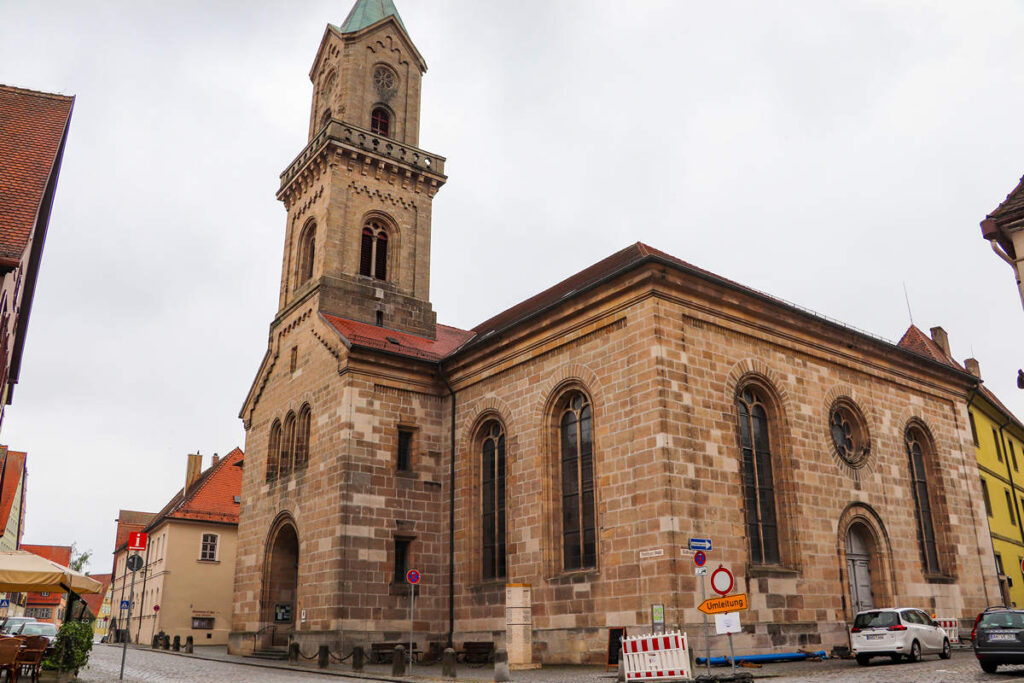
[248,649,289,661]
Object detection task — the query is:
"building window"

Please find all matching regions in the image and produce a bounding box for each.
[1011,441,1019,472]
[994,428,1004,462]
[996,552,1005,574]
[296,220,316,287]
[280,412,296,477]
[25,608,51,620]
[560,391,596,571]
[906,426,940,574]
[396,428,413,471]
[39,592,49,598]
[359,222,388,280]
[290,346,298,373]
[192,617,215,630]
[295,405,311,470]
[319,109,332,130]
[200,533,218,561]
[481,420,506,580]
[266,420,282,482]
[981,477,993,516]
[737,387,780,564]
[1007,489,1017,526]
[370,107,391,137]
[829,400,870,468]
[393,538,411,583]
[969,412,979,446]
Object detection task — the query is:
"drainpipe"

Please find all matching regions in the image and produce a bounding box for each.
[438,365,456,648]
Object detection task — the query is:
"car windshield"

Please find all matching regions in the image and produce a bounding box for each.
[979,612,1024,629]
[1,619,30,634]
[853,611,898,628]
[20,623,56,636]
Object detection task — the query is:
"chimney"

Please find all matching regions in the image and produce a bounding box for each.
[929,326,951,357]
[185,453,203,493]
[965,358,982,379]
[211,453,220,466]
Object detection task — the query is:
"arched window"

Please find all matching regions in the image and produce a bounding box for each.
[370,107,391,137]
[266,420,281,483]
[297,221,316,287]
[480,421,506,580]
[560,391,595,570]
[280,412,296,477]
[359,221,389,280]
[295,404,311,470]
[736,387,780,564]
[906,426,939,573]
[319,109,332,130]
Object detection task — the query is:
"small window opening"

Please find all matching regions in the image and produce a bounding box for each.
[376,310,384,327]
[397,428,413,471]
[290,346,298,373]
[393,538,411,583]
[371,107,391,137]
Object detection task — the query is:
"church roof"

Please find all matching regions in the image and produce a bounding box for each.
[322,313,473,362]
[339,0,407,34]
[896,325,955,366]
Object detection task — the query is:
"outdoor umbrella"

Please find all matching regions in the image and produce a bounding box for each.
[0,549,102,594]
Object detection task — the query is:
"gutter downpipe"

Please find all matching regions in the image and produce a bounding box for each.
[438,364,456,648]
[966,388,995,606]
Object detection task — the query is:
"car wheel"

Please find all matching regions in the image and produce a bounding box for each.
[855,654,871,666]
[940,639,951,659]
[980,660,998,673]
[906,640,921,663]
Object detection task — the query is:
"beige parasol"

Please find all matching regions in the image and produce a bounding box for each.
[0,550,103,594]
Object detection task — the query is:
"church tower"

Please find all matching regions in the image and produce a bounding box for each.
[276,0,446,338]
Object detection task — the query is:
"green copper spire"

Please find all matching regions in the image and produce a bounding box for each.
[339,0,407,34]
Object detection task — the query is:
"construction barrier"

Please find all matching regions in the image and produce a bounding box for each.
[935,617,960,644]
[622,631,692,681]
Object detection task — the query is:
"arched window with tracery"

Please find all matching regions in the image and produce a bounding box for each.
[906,425,940,574]
[480,420,506,580]
[295,404,311,470]
[370,107,391,137]
[319,109,332,131]
[736,386,780,564]
[266,420,281,483]
[280,412,296,477]
[559,391,596,570]
[359,221,389,280]
[297,221,316,287]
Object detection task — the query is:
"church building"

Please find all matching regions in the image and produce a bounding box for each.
[230,0,999,662]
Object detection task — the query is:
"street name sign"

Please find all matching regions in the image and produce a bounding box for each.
[698,593,748,615]
[688,538,712,551]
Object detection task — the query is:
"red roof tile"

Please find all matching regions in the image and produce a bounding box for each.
[895,325,958,366]
[145,448,244,530]
[81,573,112,617]
[0,448,26,537]
[322,314,473,362]
[112,510,156,554]
[0,85,74,260]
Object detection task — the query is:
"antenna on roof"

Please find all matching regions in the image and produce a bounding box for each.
[903,282,914,326]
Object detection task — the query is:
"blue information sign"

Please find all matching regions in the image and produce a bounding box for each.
[120,600,130,611]
[688,538,712,551]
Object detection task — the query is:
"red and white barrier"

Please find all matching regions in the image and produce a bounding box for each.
[622,631,692,681]
[935,617,960,644]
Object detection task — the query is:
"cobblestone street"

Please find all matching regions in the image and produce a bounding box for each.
[75,644,1024,682]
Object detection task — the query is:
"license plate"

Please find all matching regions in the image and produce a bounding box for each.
[990,633,1016,642]
[866,634,884,640]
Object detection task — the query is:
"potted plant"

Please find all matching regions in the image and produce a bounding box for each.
[41,620,93,682]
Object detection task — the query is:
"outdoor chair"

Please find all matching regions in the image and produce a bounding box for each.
[0,638,21,682]
[15,638,45,683]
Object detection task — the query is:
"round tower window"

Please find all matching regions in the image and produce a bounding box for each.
[373,66,397,97]
[829,401,870,468]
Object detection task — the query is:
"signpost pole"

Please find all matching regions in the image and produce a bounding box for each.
[701,575,710,675]
[409,580,414,671]
[120,553,138,680]
[727,628,736,675]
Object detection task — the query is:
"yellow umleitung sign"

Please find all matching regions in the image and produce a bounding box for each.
[698,593,748,615]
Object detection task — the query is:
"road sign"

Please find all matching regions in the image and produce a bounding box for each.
[406,569,420,585]
[694,551,706,567]
[0,599,8,608]
[128,532,148,552]
[688,538,712,551]
[695,567,708,576]
[126,554,143,572]
[153,605,160,612]
[698,593,748,615]
[120,600,130,611]
[710,565,734,596]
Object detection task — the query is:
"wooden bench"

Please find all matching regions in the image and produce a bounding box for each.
[370,642,420,664]
[458,641,495,664]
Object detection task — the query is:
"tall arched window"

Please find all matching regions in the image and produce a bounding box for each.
[319,109,332,130]
[295,404,311,470]
[560,391,595,570]
[370,107,391,137]
[280,412,296,477]
[481,421,506,580]
[266,420,281,483]
[906,426,939,573]
[359,221,388,280]
[297,221,316,287]
[736,387,780,564]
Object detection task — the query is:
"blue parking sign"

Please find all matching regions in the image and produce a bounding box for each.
[120,600,130,611]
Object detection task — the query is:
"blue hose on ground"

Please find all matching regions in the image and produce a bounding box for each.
[694,650,827,665]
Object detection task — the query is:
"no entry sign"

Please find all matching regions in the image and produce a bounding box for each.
[710,565,734,596]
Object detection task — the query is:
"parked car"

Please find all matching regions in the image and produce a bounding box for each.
[0,616,33,635]
[972,607,1024,673]
[850,607,952,665]
[11,621,58,644]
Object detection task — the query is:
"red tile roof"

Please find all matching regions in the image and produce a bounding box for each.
[0,448,26,538]
[145,448,244,530]
[0,85,74,260]
[896,325,957,366]
[80,573,111,617]
[322,313,473,362]
[112,510,156,554]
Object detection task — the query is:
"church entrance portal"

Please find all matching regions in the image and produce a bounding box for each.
[262,521,299,647]
[846,523,874,614]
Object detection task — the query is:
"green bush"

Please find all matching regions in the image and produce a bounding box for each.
[43,620,94,672]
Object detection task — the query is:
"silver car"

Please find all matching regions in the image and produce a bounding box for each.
[850,607,952,665]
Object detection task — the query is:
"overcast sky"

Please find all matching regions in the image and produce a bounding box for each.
[1,1,1023,573]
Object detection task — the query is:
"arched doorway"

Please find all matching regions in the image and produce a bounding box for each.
[262,519,299,647]
[846,523,874,614]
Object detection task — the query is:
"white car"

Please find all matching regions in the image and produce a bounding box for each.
[849,607,952,665]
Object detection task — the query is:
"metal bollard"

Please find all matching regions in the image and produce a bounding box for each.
[161,634,170,650]
[185,635,193,654]
[151,634,160,649]
[352,645,365,671]
[442,647,457,678]
[172,635,181,651]
[493,649,511,682]
[318,645,329,669]
[392,645,407,676]
[288,642,299,664]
